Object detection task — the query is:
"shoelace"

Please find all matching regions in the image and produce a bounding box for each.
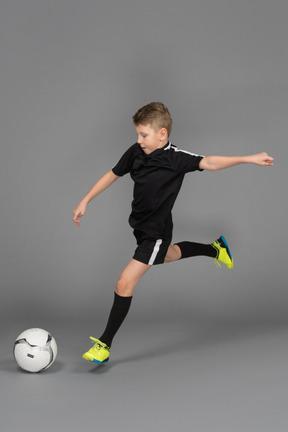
[214,258,222,268]
[95,343,103,351]
[89,337,109,351]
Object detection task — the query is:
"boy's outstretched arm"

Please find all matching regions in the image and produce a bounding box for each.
[73,169,120,227]
[199,152,274,171]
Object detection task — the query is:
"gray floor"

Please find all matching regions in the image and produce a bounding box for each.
[1,318,288,432]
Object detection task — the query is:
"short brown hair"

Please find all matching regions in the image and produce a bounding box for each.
[132,102,172,136]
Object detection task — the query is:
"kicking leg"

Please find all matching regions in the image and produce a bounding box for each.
[164,244,182,263]
[164,242,215,263]
[165,237,233,269]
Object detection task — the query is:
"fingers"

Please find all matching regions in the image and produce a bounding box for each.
[264,155,274,166]
[73,218,80,227]
[259,153,274,166]
[73,211,82,227]
[73,202,87,226]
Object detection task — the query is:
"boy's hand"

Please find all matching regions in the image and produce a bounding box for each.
[73,201,87,227]
[250,152,274,166]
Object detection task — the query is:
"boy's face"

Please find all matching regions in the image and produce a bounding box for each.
[135,123,168,155]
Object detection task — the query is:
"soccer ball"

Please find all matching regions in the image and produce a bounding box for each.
[14,328,57,373]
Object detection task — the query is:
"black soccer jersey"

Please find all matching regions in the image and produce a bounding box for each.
[112,141,204,238]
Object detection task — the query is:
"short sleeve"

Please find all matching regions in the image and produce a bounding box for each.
[112,143,138,177]
[173,148,204,173]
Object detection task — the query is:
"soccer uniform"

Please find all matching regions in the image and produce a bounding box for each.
[83,141,234,361]
[112,141,204,265]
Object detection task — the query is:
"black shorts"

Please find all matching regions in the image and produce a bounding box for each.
[132,229,172,265]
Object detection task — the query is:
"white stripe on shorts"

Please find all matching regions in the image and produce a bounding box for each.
[148,239,163,265]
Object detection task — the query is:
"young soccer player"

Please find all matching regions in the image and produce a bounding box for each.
[73,102,274,364]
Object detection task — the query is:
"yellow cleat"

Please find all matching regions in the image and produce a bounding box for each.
[83,337,110,364]
[212,235,234,269]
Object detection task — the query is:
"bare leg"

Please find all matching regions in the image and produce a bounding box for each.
[164,244,181,263]
[116,259,152,296]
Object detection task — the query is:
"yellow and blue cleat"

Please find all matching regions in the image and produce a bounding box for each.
[212,235,234,269]
[82,337,110,364]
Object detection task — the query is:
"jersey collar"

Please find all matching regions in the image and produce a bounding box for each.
[142,141,171,157]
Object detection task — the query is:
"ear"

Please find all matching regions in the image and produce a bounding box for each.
[159,127,168,141]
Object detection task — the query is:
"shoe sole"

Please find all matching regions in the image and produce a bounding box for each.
[220,236,234,269]
[219,235,232,260]
[91,358,109,364]
[83,353,110,364]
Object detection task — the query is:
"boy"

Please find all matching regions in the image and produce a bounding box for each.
[73,102,274,364]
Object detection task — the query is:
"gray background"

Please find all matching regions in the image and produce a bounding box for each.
[1,0,287,431]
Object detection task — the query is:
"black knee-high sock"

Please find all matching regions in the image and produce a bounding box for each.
[175,241,217,259]
[99,292,132,347]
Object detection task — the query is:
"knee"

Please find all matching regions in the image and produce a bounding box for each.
[116,277,134,297]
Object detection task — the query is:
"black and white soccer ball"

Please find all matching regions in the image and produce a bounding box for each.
[14,328,57,373]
